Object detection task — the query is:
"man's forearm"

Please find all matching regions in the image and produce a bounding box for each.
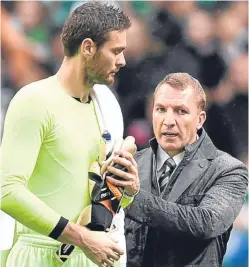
[127,168,248,240]
[58,221,90,247]
[1,183,63,237]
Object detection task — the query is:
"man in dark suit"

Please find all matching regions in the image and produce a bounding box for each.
[106,73,248,267]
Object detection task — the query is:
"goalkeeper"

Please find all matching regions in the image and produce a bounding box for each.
[0,2,139,267]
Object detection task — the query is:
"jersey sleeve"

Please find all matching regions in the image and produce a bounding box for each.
[0,86,64,237]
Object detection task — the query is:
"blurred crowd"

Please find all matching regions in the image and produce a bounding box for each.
[1,1,248,266]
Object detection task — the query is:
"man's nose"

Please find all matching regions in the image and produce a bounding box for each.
[163,110,175,127]
[117,52,126,68]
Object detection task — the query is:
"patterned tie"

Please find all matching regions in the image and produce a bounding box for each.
[158,157,176,193]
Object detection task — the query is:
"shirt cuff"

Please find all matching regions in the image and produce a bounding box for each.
[49,216,69,240]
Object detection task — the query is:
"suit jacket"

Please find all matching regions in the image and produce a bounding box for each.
[125,129,248,267]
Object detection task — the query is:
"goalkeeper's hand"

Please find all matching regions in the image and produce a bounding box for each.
[99,136,137,177]
[106,150,140,197]
[99,138,124,176]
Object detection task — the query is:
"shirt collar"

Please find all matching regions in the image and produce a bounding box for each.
[156,145,185,171]
[150,130,202,153]
[151,132,201,171]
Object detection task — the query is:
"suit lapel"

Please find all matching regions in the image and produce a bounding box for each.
[167,158,210,202]
[166,129,217,202]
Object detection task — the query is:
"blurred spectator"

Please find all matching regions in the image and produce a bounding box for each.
[47,27,65,73]
[215,3,248,66]
[12,2,50,55]
[1,5,49,89]
[223,54,248,162]
[1,4,50,136]
[163,9,226,89]
[203,101,236,157]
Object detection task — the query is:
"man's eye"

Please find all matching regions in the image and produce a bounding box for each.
[178,109,187,115]
[156,107,164,112]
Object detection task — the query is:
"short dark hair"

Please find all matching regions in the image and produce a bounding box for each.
[154,73,207,111]
[61,2,131,57]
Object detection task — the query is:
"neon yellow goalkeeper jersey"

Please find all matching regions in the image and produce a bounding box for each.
[1,75,102,237]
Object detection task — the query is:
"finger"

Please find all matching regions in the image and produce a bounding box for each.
[108,251,120,262]
[112,155,131,167]
[115,155,137,171]
[112,244,124,256]
[101,262,112,267]
[107,165,137,180]
[109,158,137,174]
[107,166,131,180]
[107,167,135,182]
[103,258,115,266]
[106,176,132,187]
[113,139,124,154]
[117,150,137,168]
[130,157,137,168]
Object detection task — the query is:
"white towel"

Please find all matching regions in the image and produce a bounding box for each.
[91,84,124,155]
[91,84,126,267]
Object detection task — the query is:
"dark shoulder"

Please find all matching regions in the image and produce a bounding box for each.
[134,147,152,161]
[214,149,248,174]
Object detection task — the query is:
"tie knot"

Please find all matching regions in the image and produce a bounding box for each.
[165,157,176,170]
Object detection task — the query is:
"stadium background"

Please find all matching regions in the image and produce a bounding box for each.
[1,1,248,266]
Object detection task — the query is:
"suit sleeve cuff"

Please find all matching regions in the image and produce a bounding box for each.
[126,189,150,224]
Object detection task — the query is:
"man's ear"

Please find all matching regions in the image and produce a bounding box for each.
[197,111,206,130]
[80,38,97,58]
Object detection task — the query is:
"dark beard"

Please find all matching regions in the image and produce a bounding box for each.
[85,51,113,85]
[85,62,109,85]
[85,67,112,86]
